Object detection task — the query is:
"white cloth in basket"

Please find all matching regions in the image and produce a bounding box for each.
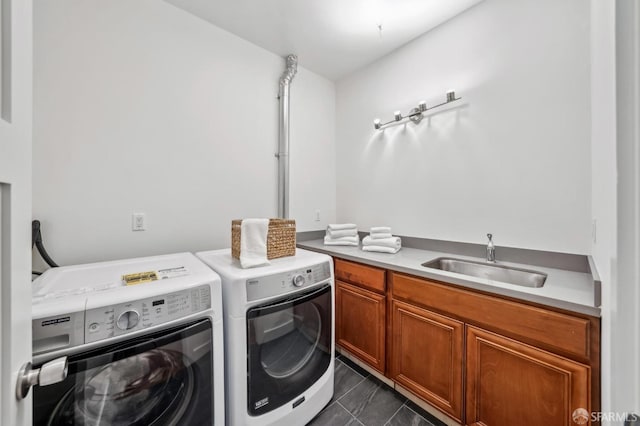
[239,218,271,268]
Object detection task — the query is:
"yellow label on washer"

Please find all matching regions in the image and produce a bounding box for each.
[122,271,158,285]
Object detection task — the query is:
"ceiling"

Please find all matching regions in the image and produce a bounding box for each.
[164,0,483,81]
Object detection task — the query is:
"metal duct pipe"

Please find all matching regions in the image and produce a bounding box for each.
[277,54,298,218]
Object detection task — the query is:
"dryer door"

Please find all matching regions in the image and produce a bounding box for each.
[246,283,332,415]
[33,319,213,426]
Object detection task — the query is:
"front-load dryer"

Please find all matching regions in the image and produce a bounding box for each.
[30,252,224,425]
[195,248,334,426]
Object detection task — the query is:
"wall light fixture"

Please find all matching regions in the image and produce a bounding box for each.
[373,90,461,130]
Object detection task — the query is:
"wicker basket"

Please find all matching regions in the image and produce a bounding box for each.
[231,219,296,260]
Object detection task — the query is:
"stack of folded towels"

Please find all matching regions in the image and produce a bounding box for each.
[362,227,401,253]
[324,223,359,246]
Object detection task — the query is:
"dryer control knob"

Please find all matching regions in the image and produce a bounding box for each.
[292,274,306,287]
[117,310,140,330]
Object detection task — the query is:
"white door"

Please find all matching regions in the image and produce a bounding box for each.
[0,0,33,424]
[615,0,640,416]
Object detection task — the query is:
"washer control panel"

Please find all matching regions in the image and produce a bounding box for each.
[85,284,211,343]
[246,261,332,301]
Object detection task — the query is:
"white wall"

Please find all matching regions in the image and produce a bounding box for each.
[336,0,591,254]
[290,67,336,231]
[33,0,335,266]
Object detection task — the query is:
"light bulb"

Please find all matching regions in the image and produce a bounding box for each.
[446,90,456,102]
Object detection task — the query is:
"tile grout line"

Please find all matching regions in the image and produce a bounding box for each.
[382,401,406,426]
[338,358,372,380]
[401,402,436,425]
[349,379,405,425]
[335,372,369,402]
[330,360,440,426]
[336,400,362,425]
[340,382,376,419]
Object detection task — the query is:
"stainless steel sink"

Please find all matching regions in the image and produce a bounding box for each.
[422,257,547,288]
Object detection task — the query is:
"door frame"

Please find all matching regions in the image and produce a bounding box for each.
[615,0,640,415]
[0,0,33,424]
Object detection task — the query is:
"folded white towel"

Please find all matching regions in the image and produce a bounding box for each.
[370,232,392,239]
[328,223,357,231]
[370,226,391,234]
[362,235,401,249]
[362,245,401,254]
[239,218,270,268]
[324,241,359,246]
[327,228,358,238]
[325,235,359,242]
[324,235,359,246]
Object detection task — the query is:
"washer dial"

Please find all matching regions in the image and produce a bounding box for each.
[116,310,140,330]
[292,274,306,287]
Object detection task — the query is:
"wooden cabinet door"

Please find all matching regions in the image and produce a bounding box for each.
[336,280,386,372]
[390,300,464,422]
[466,326,590,426]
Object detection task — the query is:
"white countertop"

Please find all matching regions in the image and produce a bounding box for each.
[297,239,600,317]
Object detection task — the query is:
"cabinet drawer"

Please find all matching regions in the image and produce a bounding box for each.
[391,272,592,360]
[335,258,386,293]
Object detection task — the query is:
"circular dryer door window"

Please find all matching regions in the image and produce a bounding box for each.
[50,349,195,426]
[259,301,322,379]
[32,321,215,426]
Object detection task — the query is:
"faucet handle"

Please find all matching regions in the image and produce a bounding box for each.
[487,233,493,241]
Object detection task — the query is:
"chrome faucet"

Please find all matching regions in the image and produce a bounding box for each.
[486,233,496,263]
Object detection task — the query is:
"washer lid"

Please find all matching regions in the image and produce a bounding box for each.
[32,252,221,319]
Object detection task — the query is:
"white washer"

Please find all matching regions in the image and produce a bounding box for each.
[30,252,224,426]
[196,248,334,426]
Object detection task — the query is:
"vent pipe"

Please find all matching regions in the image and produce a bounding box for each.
[277,54,298,218]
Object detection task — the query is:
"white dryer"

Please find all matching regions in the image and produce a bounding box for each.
[30,252,224,426]
[196,248,334,426]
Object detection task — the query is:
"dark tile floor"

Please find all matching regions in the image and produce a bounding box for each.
[308,355,447,426]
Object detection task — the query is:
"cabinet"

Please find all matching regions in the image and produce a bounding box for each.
[329,258,599,426]
[334,259,387,373]
[389,271,599,426]
[466,326,590,426]
[390,300,464,422]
